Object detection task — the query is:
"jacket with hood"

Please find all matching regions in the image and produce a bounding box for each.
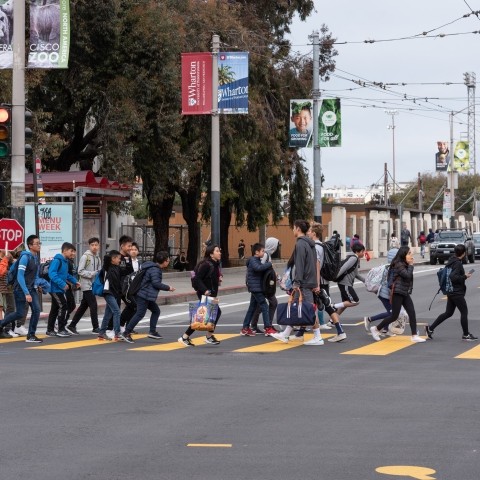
[337,253,365,286]
[262,237,279,263]
[136,261,170,302]
[293,235,317,289]
[103,264,122,299]
[194,259,221,296]
[378,248,399,300]
[246,255,273,293]
[390,261,414,297]
[49,253,78,294]
[77,249,102,291]
[446,255,467,296]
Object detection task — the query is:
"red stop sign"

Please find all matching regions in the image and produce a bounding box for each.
[0,218,25,251]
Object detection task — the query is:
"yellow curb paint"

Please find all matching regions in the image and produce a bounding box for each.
[341,336,418,356]
[455,344,480,359]
[129,334,240,351]
[27,335,148,350]
[187,444,232,448]
[234,333,336,353]
[0,335,46,344]
[376,465,436,479]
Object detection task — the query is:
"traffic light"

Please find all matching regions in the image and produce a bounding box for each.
[25,110,33,156]
[0,106,11,161]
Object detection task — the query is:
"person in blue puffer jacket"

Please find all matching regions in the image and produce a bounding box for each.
[120,251,175,343]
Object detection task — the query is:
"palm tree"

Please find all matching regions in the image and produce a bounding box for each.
[218,65,236,86]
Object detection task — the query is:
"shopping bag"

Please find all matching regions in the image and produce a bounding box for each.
[276,288,316,326]
[388,307,408,335]
[188,297,219,331]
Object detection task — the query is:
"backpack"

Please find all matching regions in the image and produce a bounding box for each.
[278,266,293,291]
[335,256,358,282]
[262,268,277,296]
[419,234,426,244]
[190,260,214,290]
[437,267,453,295]
[39,259,52,281]
[7,260,20,286]
[92,269,105,296]
[365,264,389,293]
[320,237,341,282]
[122,267,149,303]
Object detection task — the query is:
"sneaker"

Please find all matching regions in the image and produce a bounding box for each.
[97,333,112,341]
[45,330,58,337]
[205,335,220,345]
[113,335,121,342]
[66,325,79,335]
[370,326,381,341]
[0,330,13,339]
[14,325,29,336]
[148,331,163,340]
[271,332,289,343]
[57,330,72,338]
[25,334,43,343]
[131,330,139,335]
[119,333,134,343]
[319,323,333,330]
[328,333,347,343]
[7,330,19,338]
[462,333,478,341]
[288,334,304,342]
[326,321,335,328]
[425,325,434,339]
[264,326,278,336]
[252,327,264,334]
[106,330,115,339]
[411,335,426,343]
[178,336,195,347]
[304,337,324,346]
[241,328,256,336]
[91,328,100,334]
[364,316,371,332]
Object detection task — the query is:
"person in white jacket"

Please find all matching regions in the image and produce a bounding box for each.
[66,237,102,335]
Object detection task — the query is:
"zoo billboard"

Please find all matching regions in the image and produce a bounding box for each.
[28,0,70,69]
[218,52,248,114]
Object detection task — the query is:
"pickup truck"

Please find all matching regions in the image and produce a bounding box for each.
[429,229,475,265]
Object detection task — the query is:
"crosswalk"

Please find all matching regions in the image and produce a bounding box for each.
[2,331,480,358]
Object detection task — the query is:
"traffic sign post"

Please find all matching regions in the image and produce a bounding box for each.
[0,218,25,251]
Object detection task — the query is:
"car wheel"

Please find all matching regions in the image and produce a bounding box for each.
[438,259,445,265]
[430,257,437,265]
[469,254,475,263]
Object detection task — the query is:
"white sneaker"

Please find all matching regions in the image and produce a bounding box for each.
[370,326,381,341]
[271,333,289,343]
[319,324,333,330]
[364,316,370,332]
[304,337,324,346]
[288,335,304,342]
[14,325,28,336]
[120,326,125,334]
[106,330,115,339]
[327,333,347,343]
[411,335,426,343]
[8,330,19,338]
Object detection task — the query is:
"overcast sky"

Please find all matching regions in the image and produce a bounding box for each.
[289,0,480,189]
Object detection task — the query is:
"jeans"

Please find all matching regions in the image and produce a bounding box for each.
[100,293,121,334]
[70,290,99,329]
[250,293,277,328]
[370,296,392,322]
[243,291,271,329]
[125,296,160,334]
[0,289,40,336]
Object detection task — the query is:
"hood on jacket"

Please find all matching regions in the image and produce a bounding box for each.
[387,248,399,263]
[265,237,279,256]
[298,235,315,248]
[140,261,157,270]
[446,255,461,268]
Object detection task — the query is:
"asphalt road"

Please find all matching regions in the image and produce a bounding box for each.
[1,265,479,480]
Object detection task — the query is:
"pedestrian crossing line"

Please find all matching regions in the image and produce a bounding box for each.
[455,345,480,359]
[128,334,240,352]
[0,335,46,344]
[233,333,336,353]
[341,336,418,356]
[27,335,149,350]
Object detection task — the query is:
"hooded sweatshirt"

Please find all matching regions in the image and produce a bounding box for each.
[293,235,317,289]
[77,249,102,291]
[49,253,78,294]
[261,237,280,263]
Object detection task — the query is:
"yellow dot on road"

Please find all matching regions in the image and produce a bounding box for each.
[376,465,436,479]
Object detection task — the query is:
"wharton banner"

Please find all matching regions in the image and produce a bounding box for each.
[318,98,341,147]
[181,52,213,115]
[28,0,70,69]
[0,0,13,69]
[218,52,248,114]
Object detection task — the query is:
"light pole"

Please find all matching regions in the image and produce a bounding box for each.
[385,110,399,196]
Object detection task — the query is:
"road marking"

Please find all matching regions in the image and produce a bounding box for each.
[376,465,436,479]
[128,333,240,351]
[455,344,480,359]
[233,333,336,352]
[187,444,232,448]
[27,335,149,350]
[341,336,418,356]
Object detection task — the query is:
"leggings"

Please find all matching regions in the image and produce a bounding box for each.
[376,293,417,335]
[430,295,469,336]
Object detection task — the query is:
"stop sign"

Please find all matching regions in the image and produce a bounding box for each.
[0,218,25,251]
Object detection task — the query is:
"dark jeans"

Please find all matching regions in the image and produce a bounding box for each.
[125,296,160,334]
[370,296,392,322]
[100,293,121,335]
[0,289,40,336]
[243,291,272,329]
[184,293,221,337]
[70,290,99,329]
[430,294,469,336]
[48,292,68,332]
[377,293,417,335]
[251,293,277,329]
[120,298,136,327]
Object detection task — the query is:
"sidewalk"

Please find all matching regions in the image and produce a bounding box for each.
[37,252,430,318]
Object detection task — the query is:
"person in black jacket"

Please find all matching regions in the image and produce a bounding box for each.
[370,246,426,343]
[120,251,175,343]
[425,245,477,341]
[178,244,222,347]
[98,251,123,341]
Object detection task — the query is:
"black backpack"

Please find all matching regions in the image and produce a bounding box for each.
[262,268,277,296]
[122,267,149,304]
[190,260,214,290]
[39,259,52,281]
[320,237,341,282]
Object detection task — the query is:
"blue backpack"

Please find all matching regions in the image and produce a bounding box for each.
[92,269,105,296]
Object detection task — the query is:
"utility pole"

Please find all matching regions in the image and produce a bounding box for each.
[10,0,26,222]
[384,162,388,206]
[464,72,476,174]
[449,112,456,228]
[310,30,322,223]
[385,110,398,195]
[211,34,220,245]
[418,172,423,211]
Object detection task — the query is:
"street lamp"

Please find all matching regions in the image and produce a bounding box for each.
[385,110,399,195]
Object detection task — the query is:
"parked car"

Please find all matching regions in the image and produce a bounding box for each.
[473,233,480,259]
[429,228,475,265]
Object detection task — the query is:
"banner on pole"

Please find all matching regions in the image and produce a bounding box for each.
[435,141,450,171]
[318,98,341,147]
[289,100,313,148]
[0,0,13,68]
[181,52,213,115]
[442,190,451,220]
[218,52,248,114]
[28,0,70,69]
[452,141,469,173]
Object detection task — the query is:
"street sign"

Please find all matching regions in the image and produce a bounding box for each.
[0,218,25,251]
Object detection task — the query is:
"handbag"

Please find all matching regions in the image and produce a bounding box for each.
[188,296,219,331]
[277,288,316,326]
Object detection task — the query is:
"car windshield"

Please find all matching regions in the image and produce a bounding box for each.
[438,233,464,241]
[473,236,480,245]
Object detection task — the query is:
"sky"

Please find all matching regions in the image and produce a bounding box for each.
[289,0,480,189]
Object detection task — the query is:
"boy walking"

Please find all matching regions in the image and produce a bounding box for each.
[67,237,102,335]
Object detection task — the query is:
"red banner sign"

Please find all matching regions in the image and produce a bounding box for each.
[181,53,212,115]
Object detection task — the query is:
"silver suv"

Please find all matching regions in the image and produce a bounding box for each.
[429,228,475,265]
